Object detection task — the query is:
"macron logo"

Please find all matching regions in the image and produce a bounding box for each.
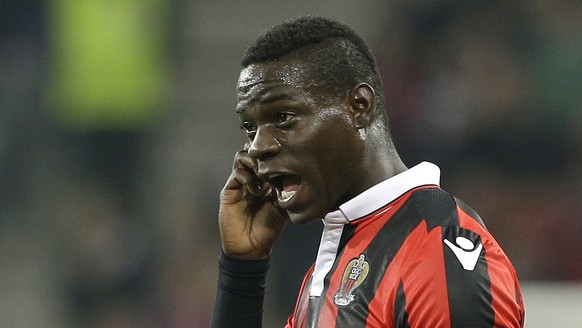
[444,236,482,271]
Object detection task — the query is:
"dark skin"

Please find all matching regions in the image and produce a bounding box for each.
[219,59,407,260]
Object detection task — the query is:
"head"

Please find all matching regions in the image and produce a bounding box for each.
[241,16,387,126]
[236,16,401,224]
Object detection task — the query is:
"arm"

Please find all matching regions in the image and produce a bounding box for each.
[211,253,270,328]
[211,149,288,328]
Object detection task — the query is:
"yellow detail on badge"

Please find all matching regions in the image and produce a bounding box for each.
[333,254,370,306]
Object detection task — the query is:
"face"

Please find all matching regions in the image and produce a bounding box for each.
[236,61,367,224]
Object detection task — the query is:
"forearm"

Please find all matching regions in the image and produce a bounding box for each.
[210,252,270,328]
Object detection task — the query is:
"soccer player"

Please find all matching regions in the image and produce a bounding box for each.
[211,16,525,328]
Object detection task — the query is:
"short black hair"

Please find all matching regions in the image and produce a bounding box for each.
[241,16,386,120]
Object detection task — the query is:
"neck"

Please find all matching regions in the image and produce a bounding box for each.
[368,148,407,184]
[348,123,408,201]
[364,125,407,183]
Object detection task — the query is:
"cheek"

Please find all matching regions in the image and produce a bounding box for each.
[297,120,350,155]
[298,119,362,177]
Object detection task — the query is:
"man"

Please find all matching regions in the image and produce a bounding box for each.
[211,16,525,328]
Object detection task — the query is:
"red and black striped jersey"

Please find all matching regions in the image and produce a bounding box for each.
[285,162,525,328]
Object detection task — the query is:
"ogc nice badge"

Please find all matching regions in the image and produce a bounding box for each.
[333,254,370,306]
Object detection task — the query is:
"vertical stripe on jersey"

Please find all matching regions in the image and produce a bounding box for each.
[387,188,499,327]
[454,196,487,228]
[304,296,321,328]
[457,208,525,327]
[401,223,451,328]
[394,281,411,328]
[332,198,425,328]
[289,269,314,328]
[442,226,495,327]
[306,223,357,328]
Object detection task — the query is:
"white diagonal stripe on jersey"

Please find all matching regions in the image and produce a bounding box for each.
[310,210,347,297]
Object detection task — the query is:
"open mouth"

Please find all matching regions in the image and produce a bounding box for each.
[268,173,302,203]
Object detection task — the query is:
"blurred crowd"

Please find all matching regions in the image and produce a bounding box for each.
[0,0,580,327]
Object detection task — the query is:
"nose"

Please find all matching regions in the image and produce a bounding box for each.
[247,127,281,161]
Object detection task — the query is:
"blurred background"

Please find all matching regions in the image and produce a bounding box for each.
[0,0,581,327]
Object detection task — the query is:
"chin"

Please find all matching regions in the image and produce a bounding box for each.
[287,211,325,225]
[287,210,323,226]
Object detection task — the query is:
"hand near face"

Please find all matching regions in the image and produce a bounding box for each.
[218,148,288,260]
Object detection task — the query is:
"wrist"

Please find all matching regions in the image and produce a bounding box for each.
[222,250,272,261]
[218,251,270,298]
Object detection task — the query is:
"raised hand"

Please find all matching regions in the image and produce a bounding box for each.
[218,148,288,260]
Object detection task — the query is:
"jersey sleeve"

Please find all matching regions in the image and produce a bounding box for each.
[396,213,524,327]
[210,252,270,328]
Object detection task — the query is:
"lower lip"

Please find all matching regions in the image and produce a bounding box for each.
[277,188,300,208]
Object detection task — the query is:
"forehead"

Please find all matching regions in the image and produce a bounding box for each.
[236,62,316,112]
[238,62,306,93]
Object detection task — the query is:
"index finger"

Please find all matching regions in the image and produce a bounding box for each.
[233,148,257,173]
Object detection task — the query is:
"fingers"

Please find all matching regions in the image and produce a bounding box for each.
[233,149,257,172]
[232,167,264,197]
[225,149,270,198]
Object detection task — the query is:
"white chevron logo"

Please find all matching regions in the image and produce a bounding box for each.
[444,236,482,271]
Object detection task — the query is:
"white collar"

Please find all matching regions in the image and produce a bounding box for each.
[323,162,441,224]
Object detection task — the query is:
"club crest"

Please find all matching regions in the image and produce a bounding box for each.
[333,253,370,306]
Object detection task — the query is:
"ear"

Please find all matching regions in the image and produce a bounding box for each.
[348,83,375,128]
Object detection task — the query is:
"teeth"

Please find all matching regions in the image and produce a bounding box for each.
[268,173,282,179]
[280,190,296,200]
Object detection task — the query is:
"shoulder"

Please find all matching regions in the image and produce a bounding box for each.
[407,187,486,230]
[398,190,524,327]
[405,187,495,250]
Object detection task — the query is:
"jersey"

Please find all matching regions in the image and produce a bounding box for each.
[285,162,525,328]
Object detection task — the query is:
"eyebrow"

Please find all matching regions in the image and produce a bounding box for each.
[258,92,295,104]
[235,104,247,114]
[235,92,296,114]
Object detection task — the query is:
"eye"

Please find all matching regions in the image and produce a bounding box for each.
[240,122,256,135]
[277,112,295,124]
